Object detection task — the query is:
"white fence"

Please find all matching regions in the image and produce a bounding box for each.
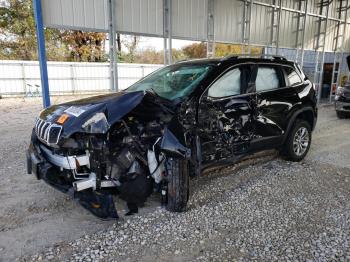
[0,60,163,96]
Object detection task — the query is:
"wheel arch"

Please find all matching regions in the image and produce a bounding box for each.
[282,106,316,144]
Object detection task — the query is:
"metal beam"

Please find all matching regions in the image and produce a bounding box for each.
[207,0,215,58]
[314,0,331,102]
[329,0,349,102]
[242,0,253,54]
[294,0,308,67]
[33,0,50,108]
[108,0,118,91]
[163,0,171,65]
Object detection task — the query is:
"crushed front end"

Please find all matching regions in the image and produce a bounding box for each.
[26,91,189,219]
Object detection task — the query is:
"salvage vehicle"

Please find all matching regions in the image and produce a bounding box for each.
[27,55,317,219]
[335,56,350,119]
[335,82,350,118]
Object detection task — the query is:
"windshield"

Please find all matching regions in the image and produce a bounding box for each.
[126,64,212,100]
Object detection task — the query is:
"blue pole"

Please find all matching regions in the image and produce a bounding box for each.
[33,0,50,108]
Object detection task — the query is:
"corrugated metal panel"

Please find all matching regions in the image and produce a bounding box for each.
[213,0,243,43]
[278,10,298,48]
[250,3,271,46]
[172,0,207,40]
[116,0,163,36]
[42,0,109,31]
[41,0,350,52]
[344,24,350,51]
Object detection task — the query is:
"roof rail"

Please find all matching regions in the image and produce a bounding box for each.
[222,54,288,61]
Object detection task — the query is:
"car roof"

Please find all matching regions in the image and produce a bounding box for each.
[175,55,296,67]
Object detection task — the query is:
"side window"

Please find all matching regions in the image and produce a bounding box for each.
[285,67,303,86]
[256,66,281,92]
[208,68,241,98]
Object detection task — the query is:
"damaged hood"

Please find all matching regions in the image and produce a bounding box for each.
[39,91,149,137]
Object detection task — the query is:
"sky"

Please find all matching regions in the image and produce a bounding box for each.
[137,37,197,51]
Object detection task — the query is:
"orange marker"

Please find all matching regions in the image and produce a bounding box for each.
[56,114,69,125]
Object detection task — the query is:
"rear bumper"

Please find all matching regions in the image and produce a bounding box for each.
[335,101,350,112]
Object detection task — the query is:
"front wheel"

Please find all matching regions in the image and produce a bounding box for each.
[283,120,312,162]
[165,157,189,212]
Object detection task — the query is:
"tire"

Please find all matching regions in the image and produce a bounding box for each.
[336,111,347,119]
[165,157,189,212]
[283,120,312,162]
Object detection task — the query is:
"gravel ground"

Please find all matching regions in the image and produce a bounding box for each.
[0,97,350,261]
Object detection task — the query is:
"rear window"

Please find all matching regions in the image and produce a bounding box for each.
[284,67,303,87]
[256,67,281,92]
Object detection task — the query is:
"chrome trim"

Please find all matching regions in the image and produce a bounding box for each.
[34,118,63,145]
[39,145,90,170]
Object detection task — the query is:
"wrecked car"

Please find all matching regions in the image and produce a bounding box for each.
[335,56,350,119]
[27,55,317,219]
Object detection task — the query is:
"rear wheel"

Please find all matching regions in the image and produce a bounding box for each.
[165,157,189,212]
[283,120,311,162]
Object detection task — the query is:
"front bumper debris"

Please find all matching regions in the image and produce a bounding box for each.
[39,145,90,170]
[26,144,119,220]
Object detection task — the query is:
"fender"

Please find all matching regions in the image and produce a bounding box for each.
[160,128,191,159]
[160,116,192,159]
[282,106,317,144]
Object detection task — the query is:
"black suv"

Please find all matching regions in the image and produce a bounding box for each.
[27,55,317,219]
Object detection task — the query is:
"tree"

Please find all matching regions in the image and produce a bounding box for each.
[121,35,140,63]
[182,42,207,58]
[0,0,65,60]
[215,43,262,57]
[0,0,108,62]
[62,31,107,62]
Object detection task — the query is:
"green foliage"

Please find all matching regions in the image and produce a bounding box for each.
[0,0,262,63]
[182,42,207,58]
[62,31,107,62]
[215,43,262,57]
[0,0,107,62]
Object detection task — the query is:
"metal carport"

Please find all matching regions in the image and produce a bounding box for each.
[33,0,350,107]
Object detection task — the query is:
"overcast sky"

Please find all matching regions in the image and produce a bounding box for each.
[138,37,197,51]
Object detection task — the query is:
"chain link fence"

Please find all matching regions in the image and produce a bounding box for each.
[0,60,162,97]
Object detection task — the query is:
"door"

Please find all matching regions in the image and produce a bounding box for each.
[197,65,257,163]
[251,64,301,150]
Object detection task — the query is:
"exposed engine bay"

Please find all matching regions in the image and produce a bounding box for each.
[27,91,192,219]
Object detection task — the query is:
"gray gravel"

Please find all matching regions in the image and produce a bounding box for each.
[25,159,350,261]
[1,98,350,261]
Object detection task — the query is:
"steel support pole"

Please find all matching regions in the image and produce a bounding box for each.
[108,0,118,92]
[33,0,50,108]
[300,1,308,67]
[163,0,169,65]
[207,0,215,58]
[315,2,330,103]
[163,0,172,65]
[168,0,173,64]
[247,0,253,54]
[275,0,282,55]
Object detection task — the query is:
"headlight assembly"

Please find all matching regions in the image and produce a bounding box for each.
[82,113,110,134]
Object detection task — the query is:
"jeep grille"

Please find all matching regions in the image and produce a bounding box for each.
[35,118,62,145]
